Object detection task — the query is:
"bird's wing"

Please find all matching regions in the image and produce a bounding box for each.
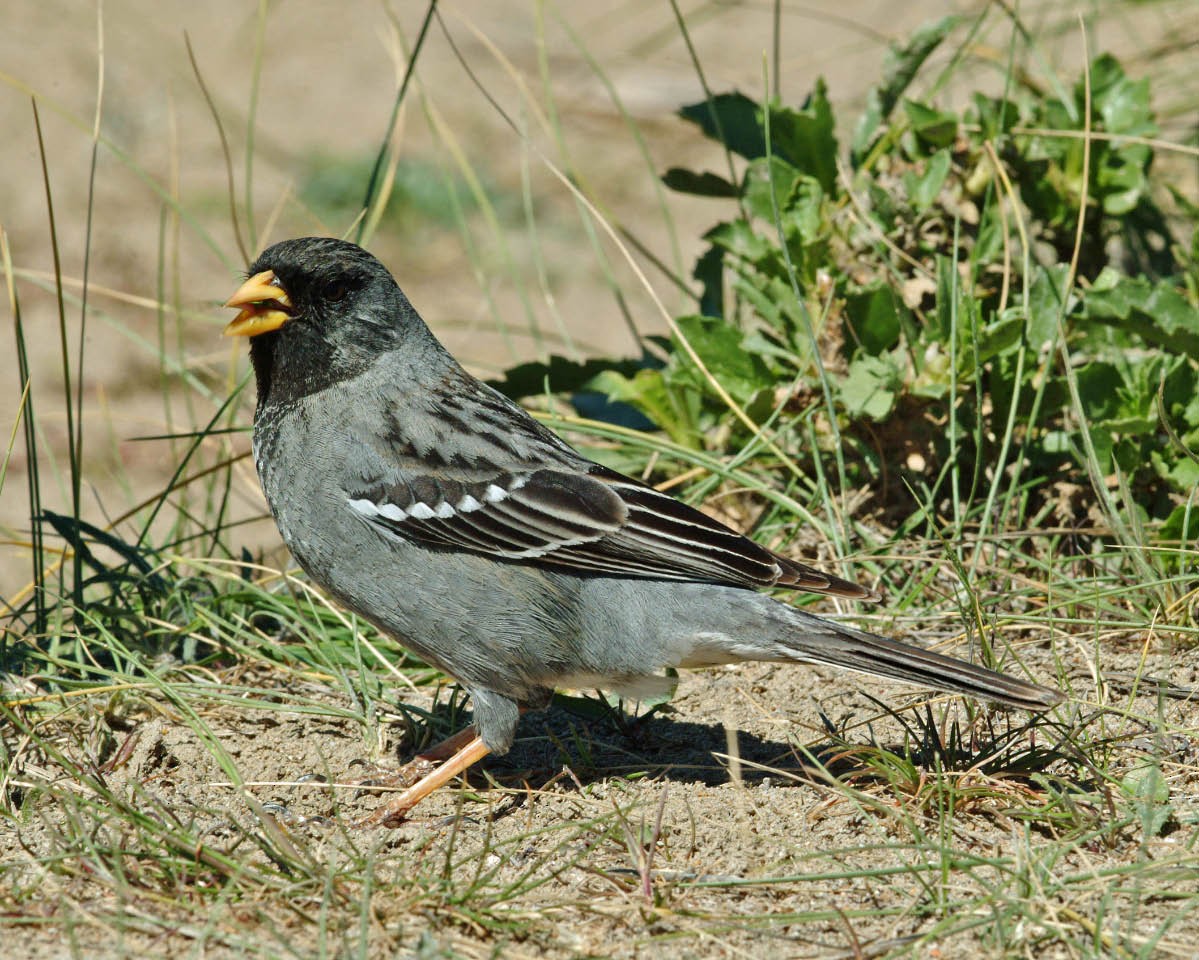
[345,462,870,598]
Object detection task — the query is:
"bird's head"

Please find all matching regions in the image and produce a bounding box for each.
[224,237,425,408]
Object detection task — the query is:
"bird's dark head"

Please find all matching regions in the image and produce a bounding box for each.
[224,237,426,409]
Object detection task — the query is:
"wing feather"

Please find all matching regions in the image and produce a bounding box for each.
[347,463,872,598]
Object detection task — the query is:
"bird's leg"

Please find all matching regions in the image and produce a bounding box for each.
[353,732,491,828]
[419,723,484,762]
[347,723,482,791]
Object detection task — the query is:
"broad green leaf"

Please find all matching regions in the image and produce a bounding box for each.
[1085,273,1199,355]
[673,314,773,404]
[660,168,738,197]
[840,355,901,421]
[904,148,952,211]
[678,92,767,159]
[912,341,952,398]
[1076,362,1122,421]
[1096,145,1150,215]
[489,354,653,400]
[970,93,1021,140]
[570,392,658,432]
[730,273,807,346]
[589,368,699,447]
[1159,459,1199,497]
[903,100,958,150]
[851,15,960,161]
[844,283,903,355]
[781,175,828,248]
[741,156,801,222]
[1086,424,1114,474]
[1160,503,1199,546]
[1087,54,1156,137]
[1160,359,1199,428]
[1027,265,1071,346]
[766,80,838,194]
[974,311,1025,364]
[706,219,776,265]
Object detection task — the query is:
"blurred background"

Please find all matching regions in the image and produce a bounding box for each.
[1,1,1194,594]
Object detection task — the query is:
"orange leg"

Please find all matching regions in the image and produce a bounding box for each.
[418,724,482,763]
[345,724,484,791]
[353,732,492,829]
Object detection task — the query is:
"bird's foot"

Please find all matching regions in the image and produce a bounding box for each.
[345,756,440,793]
[345,723,481,794]
[350,730,492,829]
[259,800,334,829]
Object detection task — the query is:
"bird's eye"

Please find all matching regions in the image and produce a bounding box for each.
[325,280,348,303]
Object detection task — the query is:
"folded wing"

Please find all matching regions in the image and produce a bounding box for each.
[346,464,871,599]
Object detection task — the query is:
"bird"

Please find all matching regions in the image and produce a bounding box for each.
[223,236,1062,827]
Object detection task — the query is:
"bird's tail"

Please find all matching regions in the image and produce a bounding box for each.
[778,612,1062,711]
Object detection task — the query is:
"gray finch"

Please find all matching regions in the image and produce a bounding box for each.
[225,237,1061,757]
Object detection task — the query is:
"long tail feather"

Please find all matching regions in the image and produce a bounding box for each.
[783,615,1062,711]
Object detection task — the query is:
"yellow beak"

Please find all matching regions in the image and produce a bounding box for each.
[223,269,294,337]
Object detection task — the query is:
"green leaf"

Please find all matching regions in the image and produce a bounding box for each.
[970,93,1021,140]
[1161,503,1199,546]
[766,79,839,194]
[851,15,960,161]
[844,283,903,355]
[660,168,738,197]
[1027,264,1071,347]
[589,367,699,447]
[839,355,901,421]
[1101,415,1156,434]
[974,312,1025,364]
[782,175,828,248]
[489,355,651,400]
[1075,362,1122,422]
[1157,454,1199,495]
[1094,141,1151,215]
[678,92,767,160]
[903,148,952,211]
[730,273,807,347]
[1160,359,1199,433]
[706,219,776,266]
[741,156,801,222]
[1085,273,1199,355]
[1087,54,1156,137]
[1086,424,1114,474]
[903,100,958,150]
[673,314,773,405]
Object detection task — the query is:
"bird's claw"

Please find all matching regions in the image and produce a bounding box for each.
[343,756,440,795]
[260,800,333,829]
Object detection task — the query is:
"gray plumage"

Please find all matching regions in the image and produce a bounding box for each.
[235,237,1061,755]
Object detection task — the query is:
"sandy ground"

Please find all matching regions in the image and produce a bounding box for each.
[4,639,1196,958]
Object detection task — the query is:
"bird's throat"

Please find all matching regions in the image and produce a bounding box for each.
[248,331,279,413]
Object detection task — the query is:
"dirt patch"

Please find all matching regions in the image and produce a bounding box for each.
[6,637,1198,957]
